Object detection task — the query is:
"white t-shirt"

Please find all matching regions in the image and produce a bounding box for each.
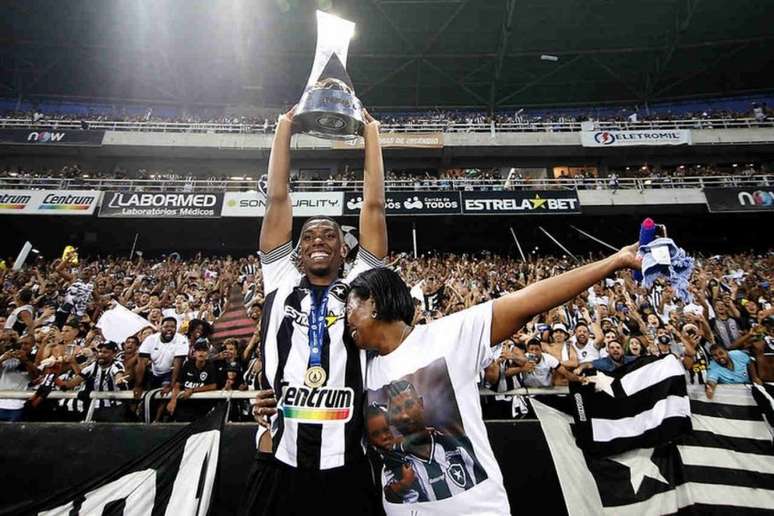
[563,339,599,364]
[139,332,189,376]
[365,301,510,516]
[521,353,559,387]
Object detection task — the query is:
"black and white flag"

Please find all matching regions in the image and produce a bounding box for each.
[752,382,774,439]
[534,384,774,514]
[570,354,692,457]
[3,403,226,516]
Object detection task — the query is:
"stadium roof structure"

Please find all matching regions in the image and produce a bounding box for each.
[1,0,773,111]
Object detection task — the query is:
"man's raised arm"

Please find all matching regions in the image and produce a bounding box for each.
[491,244,641,345]
[357,110,387,259]
[259,108,295,254]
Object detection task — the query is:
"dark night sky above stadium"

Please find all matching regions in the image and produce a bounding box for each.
[1,0,773,110]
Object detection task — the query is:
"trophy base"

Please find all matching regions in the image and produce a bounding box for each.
[295,88,365,141]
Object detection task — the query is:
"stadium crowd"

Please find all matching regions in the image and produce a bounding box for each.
[1,162,769,193]
[1,245,772,423]
[1,100,770,133]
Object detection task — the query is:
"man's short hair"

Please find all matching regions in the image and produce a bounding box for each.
[709,343,726,354]
[365,402,388,420]
[97,341,118,352]
[350,268,414,326]
[386,380,420,402]
[17,289,33,304]
[161,316,178,326]
[300,216,343,239]
[63,318,80,329]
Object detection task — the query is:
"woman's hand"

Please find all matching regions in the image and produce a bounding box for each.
[614,243,642,271]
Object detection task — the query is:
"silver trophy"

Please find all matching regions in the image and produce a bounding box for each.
[295,11,364,140]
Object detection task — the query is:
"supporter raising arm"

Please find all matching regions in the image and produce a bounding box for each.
[490,244,641,345]
[358,109,388,259]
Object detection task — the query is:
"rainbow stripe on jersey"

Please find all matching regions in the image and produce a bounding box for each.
[279,385,354,424]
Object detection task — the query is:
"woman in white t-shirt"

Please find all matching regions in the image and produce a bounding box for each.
[346,244,641,516]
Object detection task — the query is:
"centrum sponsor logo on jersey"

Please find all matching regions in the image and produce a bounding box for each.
[108,193,218,208]
[0,193,32,209]
[279,385,354,423]
[464,195,578,211]
[39,193,96,210]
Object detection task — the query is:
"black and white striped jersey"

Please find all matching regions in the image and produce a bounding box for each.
[79,360,127,408]
[259,241,382,470]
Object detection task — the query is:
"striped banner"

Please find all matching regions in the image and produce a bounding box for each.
[210,283,256,347]
[570,354,692,457]
[534,383,774,515]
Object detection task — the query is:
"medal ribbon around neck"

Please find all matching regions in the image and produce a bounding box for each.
[305,287,329,388]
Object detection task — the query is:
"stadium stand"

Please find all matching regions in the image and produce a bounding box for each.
[2,249,772,423]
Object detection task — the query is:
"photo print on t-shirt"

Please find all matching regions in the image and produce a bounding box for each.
[365,357,488,505]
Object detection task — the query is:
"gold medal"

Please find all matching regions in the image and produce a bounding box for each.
[304,366,327,388]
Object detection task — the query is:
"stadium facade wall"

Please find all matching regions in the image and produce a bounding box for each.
[577,189,707,206]
[99,128,774,153]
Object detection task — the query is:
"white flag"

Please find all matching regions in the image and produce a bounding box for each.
[96,303,152,344]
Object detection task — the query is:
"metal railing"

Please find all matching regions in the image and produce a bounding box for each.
[1,117,772,134]
[0,383,758,425]
[0,387,568,424]
[0,174,770,192]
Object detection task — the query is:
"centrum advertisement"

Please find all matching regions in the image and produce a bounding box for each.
[0,190,102,215]
[99,192,224,218]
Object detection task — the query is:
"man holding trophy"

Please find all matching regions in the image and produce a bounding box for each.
[241,11,387,515]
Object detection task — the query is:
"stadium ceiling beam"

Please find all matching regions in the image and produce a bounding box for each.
[418,0,472,55]
[652,44,748,98]
[415,59,421,107]
[8,34,772,61]
[368,0,474,105]
[489,0,518,112]
[24,62,61,93]
[496,55,583,105]
[358,58,417,98]
[421,58,489,107]
[589,56,646,102]
[368,0,415,51]
[648,0,700,99]
[463,60,494,83]
[0,72,15,93]
[379,0,467,3]
[260,33,774,61]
